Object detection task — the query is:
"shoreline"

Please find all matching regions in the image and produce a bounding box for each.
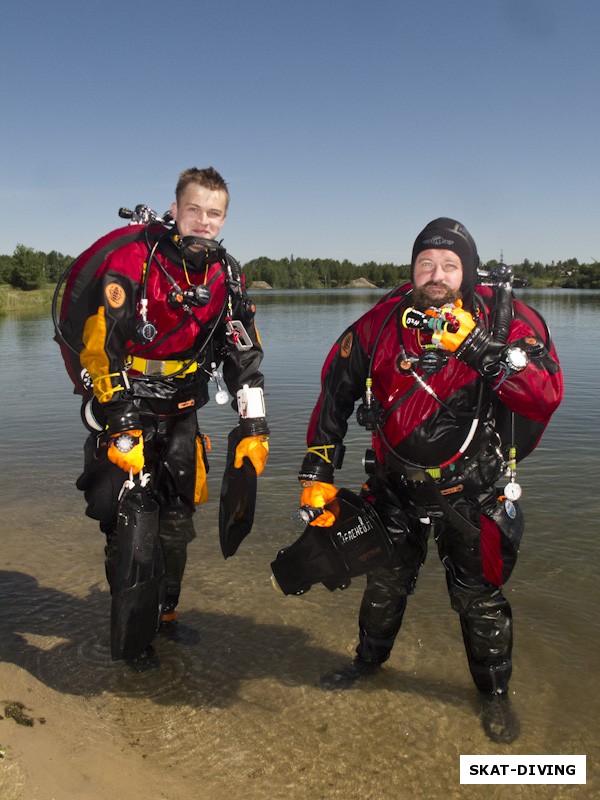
[0,280,577,318]
[0,662,194,800]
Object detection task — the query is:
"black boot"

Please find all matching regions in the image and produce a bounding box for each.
[126,644,160,672]
[158,598,200,645]
[480,691,520,744]
[319,657,381,691]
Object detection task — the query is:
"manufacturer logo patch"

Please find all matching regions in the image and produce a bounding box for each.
[423,235,454,246]
[105,282,126,309]
[340,331,353,358]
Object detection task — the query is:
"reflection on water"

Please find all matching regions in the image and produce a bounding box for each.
[1,289,599,798]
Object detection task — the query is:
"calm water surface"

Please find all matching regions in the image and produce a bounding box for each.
[1,289,598,799]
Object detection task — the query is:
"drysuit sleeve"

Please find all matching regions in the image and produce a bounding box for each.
[220,292,269,437]
[491,302,564,424]
[299,325,369,483]
[80,262,141,432]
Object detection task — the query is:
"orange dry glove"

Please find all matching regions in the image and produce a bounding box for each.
[234,435,269,476]
[300,481,339,527]
[434,299,476,352]
[107,429,145,474]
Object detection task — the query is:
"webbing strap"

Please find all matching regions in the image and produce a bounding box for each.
[127,355,198,377]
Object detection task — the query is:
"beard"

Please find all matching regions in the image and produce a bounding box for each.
[411,282,462,310]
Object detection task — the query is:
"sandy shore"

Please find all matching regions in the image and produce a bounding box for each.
[0,661,195,800]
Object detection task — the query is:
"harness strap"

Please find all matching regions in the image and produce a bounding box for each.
[387,463,481,538]
[126,355,198,377]
[429,479,480,537]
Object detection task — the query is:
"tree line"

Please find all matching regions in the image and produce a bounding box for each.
[0,246,73,290]
[1,245,599,291]
[240,255,598,289]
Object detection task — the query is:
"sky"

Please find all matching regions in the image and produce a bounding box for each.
[1,0,598,267]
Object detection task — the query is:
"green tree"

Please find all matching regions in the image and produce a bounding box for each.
[573,264,600,289]
[10,244,46,290]
[0,254,12,283]
[46,250,73,282]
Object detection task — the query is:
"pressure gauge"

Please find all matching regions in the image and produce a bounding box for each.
[504,480,522,501]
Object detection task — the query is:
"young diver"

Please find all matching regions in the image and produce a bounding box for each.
[56,167,269,668]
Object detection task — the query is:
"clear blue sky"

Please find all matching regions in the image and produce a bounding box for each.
[1,0,598,266]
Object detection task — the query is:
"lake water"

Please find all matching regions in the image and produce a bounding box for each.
[1,288,598,799]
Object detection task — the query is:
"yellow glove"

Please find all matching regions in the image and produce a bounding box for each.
[300,481,339,527]
[107,429,145,474]
[234,435,269,476]
[434,299,476,352]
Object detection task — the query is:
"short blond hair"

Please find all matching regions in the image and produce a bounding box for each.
[175,167,229,208]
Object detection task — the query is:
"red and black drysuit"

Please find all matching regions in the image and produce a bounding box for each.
[299,283,563,694]
[66,223,267,611]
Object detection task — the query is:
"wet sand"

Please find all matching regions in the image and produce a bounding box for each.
[1,490,597,800]
[1,662,189,800]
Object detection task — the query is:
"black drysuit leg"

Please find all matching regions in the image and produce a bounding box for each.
[77,411,199,607]
[142,411,198,609]
[435,491,517,694]
[356,496,429,664]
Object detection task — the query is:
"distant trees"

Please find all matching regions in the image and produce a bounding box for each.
[0,245,73,290]
[10,245,46,290]
[0,255,12,284]
[0,244,597,291]
[561,262,600,289]
[242,255,411,289]
[240,254,594,290]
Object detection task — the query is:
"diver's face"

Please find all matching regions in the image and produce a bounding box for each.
[412,248,463,307]
[171,183,228,241]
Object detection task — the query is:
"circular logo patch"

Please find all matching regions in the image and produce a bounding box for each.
[340,331,353,358]
[105,282,126,309]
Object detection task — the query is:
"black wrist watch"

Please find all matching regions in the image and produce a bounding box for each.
[113,433,138,453]
[505,346,529,373]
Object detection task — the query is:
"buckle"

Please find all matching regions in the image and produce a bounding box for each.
[145,360,167,376]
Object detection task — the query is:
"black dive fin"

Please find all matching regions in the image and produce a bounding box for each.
[110,485,165,660]
[218,426,257,559]
[271,488,394,596]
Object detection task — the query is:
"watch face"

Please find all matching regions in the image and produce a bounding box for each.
[506,346,528,371]
[115,434,136,453]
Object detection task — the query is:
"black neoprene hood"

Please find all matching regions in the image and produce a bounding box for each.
[411,217,480,307]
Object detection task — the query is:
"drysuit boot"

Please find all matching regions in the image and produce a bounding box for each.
[157,530,201,647]
[126,644,160,673]
[480,691,520,744]
[158,597,200,645]
[159,620,200,645]
[319,657,382,691]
